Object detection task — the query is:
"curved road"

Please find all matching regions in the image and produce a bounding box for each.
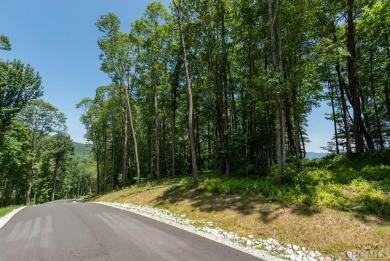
[0,201,263,261]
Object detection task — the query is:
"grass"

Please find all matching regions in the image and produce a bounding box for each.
[0,205,22,218]
[93,151,390,259]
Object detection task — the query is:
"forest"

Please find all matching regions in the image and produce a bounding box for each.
[79,0,390,193]
[1,0,390,211]
[0,38,95,205]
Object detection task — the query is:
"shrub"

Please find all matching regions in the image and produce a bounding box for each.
[360,192,388,215]
[314,183,346,208]
[177,150,390,216]
[361,165,390,181]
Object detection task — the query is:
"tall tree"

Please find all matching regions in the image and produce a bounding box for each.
[47,133,74,201]
[96,13,141,186]
[174,0,200,185]
[0,60,43,141]
[347,0,365,155]
[268,0,286,177]
[21,100,67,205]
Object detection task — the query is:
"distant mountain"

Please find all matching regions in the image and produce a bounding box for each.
[305,152,329,159]
[73,142,92,156]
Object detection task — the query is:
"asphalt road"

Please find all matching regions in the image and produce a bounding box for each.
[0,200,263,261]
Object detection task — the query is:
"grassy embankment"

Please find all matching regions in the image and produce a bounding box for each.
[94,151,390,258]
[0,205,22,218]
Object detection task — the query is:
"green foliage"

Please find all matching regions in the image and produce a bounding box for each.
[175,152,390,216]
[0,205,22,218]
[81,1,390,212]
[73,142,92,156]
[0,34,11,51]
[0,60,43,138]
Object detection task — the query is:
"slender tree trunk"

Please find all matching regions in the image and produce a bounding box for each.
[326,64,340,154]
[122,107,128,187]
[285,103,296,157]
[220,0,230,175]
[330,79,340,154]
[291,83,301,158]
[112,131,115,190]
[51,159,59,201]
[103,131,107,192]
[383,27,390,120]
[196,115,201,168]
[26,132,37,206]
[171,59,180,178]
[154,84,160,180]
[369,49,384,150]
[347,0,364,155]
[26,156,34,206]
[123,83,140,186]
[300,128,306,158]
[96,145,100,194]
[149,121,154,179]
[385,73,390,120]
[229,67,238,135]
[335,63,352,154]
[175,0,200,185]
[360,90,375,150]
[77,178,80,198]
[269,0,285,177]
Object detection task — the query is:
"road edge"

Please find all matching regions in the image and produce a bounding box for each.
[94,202,285,261]
[0,206,26,230]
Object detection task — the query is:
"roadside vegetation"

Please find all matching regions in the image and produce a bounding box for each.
[0,205,22,218]
[1,34,96,207]
[190,152,390,216]
[94,151,390,258]
[1,0,389,257]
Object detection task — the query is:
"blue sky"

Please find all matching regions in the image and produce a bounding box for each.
[0,0,332,152]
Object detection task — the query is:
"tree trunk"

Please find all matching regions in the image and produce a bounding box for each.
[329,77,340,154]
[95,144,100,194]
[103,131,107,192]
[171,58,180,178]
[51,159,59,201]
[123,83,140,186]
[300,128,306,158]
[291,82,301,158]
[26,131,37,206]
[369,49,384,150]
[149,121,154,179]
[175,0,200,185]
[112,131,115,190]
[154,84,160,180]
[122,107,128,187]
[268,0,285,177]
[285,103,295,157]
[347,0,364,155]
[335,63,352,154]
[383,27,390,120]
[220,0,230,175]
[26,156,34,206]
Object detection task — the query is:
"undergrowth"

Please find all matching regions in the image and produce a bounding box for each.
[0,205,22,218]
[178,151,390,216]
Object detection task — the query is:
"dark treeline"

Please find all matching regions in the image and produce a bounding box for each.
[0,37,95,207]
[78,0,390,193]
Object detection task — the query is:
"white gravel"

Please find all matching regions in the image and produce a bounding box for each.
[0,206,25,230]
[96,202,331,261]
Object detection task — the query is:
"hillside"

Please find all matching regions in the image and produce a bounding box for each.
[93,152,390,259]
[305,152,329,159]
[73,142,92,156]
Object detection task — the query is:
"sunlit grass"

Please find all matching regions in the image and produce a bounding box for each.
[0,205,22,218]
[93,151,390,258]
